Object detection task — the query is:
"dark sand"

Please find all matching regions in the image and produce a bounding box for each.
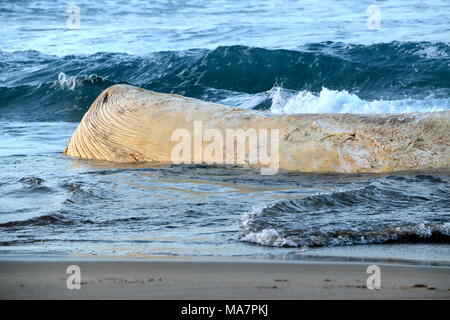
[0,259,449,299]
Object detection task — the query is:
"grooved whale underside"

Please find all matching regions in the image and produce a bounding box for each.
[64,84,449,173]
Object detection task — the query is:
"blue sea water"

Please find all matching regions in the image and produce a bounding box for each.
[0,0,449,261]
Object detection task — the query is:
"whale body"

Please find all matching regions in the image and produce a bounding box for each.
[64,84,449,173]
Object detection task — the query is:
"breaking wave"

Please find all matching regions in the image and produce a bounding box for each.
[268,86,448,114]
[1,41,449,121]
[239,176,450,247]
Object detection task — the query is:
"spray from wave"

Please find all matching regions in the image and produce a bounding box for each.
[267,86,449,114]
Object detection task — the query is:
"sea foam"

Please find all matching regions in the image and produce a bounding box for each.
[268,86,449,114]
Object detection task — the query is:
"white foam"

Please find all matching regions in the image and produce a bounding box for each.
[57,72,77,90]
[414,44,450,59]
[240,228,297,247]
[268,86,448,114]
[55,72,105,90]
[439,222,450,236]
[239,203,297,247]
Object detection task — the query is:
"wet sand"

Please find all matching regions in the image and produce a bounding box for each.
[0,259,449,299]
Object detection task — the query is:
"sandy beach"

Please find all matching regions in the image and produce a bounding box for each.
[1,259,449,299]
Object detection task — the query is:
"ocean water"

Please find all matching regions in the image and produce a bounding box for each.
[0,0,449,261]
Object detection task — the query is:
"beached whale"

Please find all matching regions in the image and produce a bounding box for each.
[64,84,449,173]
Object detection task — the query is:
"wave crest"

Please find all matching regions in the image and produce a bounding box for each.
[1,42,449,121]
[239,178,450,248]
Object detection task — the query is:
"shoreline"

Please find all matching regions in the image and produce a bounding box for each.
[2,243,449,266]
[1,257,449,299]
[1,252,449,267]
